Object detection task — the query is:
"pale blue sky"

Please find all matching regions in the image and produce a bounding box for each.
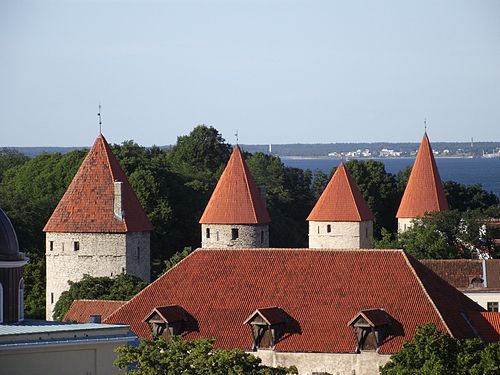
[1,0,499,146]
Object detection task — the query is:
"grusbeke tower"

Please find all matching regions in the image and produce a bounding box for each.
[199,145,271,248]
[396,133,448,232]
[307,163,374,249]
[44,134,153,320]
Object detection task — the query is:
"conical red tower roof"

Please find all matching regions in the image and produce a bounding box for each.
[397,133,448,218]
[307,163,374,222]
[199,146,271,224]
[44,134,153,233]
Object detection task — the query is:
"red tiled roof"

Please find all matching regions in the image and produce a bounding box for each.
[397,133,448,218]
[44,135,153,233]
[467,311,500,344]
[307,163,374,222]
[420,259,500,290]
[63,299,126,323]
[199,146,270,224]
[420,259,483,289]
[105,248,488,354]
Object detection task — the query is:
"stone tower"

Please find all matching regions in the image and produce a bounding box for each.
[44,134,153,320]
[0,208,28,323]
[199,145,271,248]
[307,163,374,249]
[396,133,448,232]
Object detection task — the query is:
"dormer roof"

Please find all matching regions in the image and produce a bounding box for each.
[307,163,374,222]
[43,134,153,233]
[199,145,271,225]
[397,133,448,218]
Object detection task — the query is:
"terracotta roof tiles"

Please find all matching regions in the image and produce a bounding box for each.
[199,146,270,224]
[44,135,153,233]
[307,163,374,222]
[104,248,489,354]
[63,299,127,323]
[397,133,448,218]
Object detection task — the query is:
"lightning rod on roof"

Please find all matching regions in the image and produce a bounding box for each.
[98,103,102,134]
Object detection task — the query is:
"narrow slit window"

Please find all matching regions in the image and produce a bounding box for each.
[73,241,80,251]
[216,231,219,241]
[261,231,264,244]
[137,246,140,261]
[51,292,54,304]
[317,226,320,234]
[327,224,331,233]
[206,228,210,239]
[231,228,239,240]
[49,241,54,251]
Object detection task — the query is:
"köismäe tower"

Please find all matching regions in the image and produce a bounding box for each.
[307,163,374,249]
[199,145,270,248]
[44,134,152,320]
[397,132,448,232]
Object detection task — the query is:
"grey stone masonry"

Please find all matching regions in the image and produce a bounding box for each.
[201,224,269,248]
[45,231,150,320]
[309,221,373,249]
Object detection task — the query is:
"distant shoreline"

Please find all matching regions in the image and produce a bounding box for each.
[280,156,479,160]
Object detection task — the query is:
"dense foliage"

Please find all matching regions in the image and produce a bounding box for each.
[53,274,147,321]
[380,324,500,375]
[115,336,297,375]
[0,125,498,318]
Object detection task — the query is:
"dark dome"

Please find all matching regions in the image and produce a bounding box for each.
[0,208,20,257]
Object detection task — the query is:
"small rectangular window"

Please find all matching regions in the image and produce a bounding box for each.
[327,224,331,233]
[206,228,210,239]
[49,241,54,251]
[61,243,65,251]
[487,302,499,312]
[231,228,239,240]
[216,231,219,241]
[51,292,54,304]
[73,241,80,251]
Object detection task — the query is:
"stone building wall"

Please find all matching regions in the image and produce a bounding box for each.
[45,232,150,320]
[308,221,373,249]
[201,224,269,248]
[255,349,391,375]
[398,218,414,233]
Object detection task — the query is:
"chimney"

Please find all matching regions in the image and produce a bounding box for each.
[114,181,124,220]
[258,186,267,206]
[89,314,101,324]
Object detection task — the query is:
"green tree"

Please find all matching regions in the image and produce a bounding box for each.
[444,181,499,211]
[23,250,46,318]
[381,324,499,375]
[115,336,297,375]
[0,148,29,181]
[53,274,147,321]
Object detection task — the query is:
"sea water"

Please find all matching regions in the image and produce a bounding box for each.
[281,157,500,197]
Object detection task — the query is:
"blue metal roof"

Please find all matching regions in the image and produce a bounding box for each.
[0,319,129,336]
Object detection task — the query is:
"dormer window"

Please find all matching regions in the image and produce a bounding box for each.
[244,307,288,350]
[144,305,187,340]
[348,309,392,352]
[469,277,484,289]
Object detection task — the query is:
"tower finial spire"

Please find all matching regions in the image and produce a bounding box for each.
[98,103,102,134]
[424,118,427,133]
[235,130,239,145]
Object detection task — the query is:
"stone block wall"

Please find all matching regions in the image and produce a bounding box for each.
[397,218,414,233]
[308,221,373,249]
[201,224,269,248]
[254,350,390,375]
[45,231,150,320]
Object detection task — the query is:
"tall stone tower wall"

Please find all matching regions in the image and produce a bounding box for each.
[398,218,414,233]
[45,231,150,320]
[308,220,373,249]
[201,224,269,248]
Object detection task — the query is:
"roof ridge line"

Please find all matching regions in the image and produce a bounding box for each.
[239,149,259,223]
[104,249,200,323]
[401,252,453,336]
[425,137,442,212]
[343,165,362,221]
